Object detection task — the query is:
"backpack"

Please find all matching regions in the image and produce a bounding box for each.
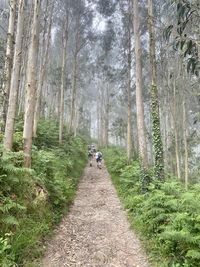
[98,152,102,159]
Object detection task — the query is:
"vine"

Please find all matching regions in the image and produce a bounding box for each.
[151,84,164,180]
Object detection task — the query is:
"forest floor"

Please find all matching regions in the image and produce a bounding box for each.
[42,159,150,267]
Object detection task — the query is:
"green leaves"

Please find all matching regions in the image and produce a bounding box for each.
[163,25,173,41]
[186,250,200,260]
[1,216,19,226]
[0,119,87,266]
[166,0,199,75]
[105,149,200,266]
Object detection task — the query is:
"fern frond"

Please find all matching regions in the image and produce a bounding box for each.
[1,215,19,225]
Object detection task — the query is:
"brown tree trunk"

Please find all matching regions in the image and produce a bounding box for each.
[23,0,41,167]
[4,0,25,151]
[0,0,16,132]
[133,0,148,168]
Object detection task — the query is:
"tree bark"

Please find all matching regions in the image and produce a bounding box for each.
[127,4,133,162]
[69,54,78,134]
[104,84,109,147]
[148,0,164,180]
[4,0,25,151]
[133,0,148,168]
[59,16,68,143]
[0,0,16,132]
[33,1,54,137]
[23,0,41,167]
[173,79,181,178]
[182,99,188,189]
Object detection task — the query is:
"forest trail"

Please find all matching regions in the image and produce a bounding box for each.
[42,160,150,267]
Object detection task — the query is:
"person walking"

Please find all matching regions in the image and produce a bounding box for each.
[95,150,103,169]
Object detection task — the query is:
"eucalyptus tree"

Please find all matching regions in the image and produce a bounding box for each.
[4,0,25,151]
[0,0,16,132]
[68,0,94,134]
[147,0,164,180]
[33,0,54,138]
[133,0,148,169]
[23,0,41,167]
[119,0,134,162]
[57,0,70,143]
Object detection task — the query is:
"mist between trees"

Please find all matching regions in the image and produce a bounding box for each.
[0,0,199,183]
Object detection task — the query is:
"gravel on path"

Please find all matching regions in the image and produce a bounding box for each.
[42,160,150,267]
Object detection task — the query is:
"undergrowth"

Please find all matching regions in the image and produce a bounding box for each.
[104,148,200,267]
[0,118,87,266]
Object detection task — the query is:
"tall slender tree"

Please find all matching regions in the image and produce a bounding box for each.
[33,1,54,137]
[133,0,148,168]
[148,0,164,180]
[0,0,16,132]
[23,0,41,167]
[127,0,133,162]
[59,11,68,143]
[4,0,25,151]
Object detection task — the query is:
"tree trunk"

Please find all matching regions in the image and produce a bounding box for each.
[34,1,54,137]
[4,0,25,151]
[17,6,33,116]
[69,54,78,134]
[23,0,41,167]
[104,84,109,147]
[0,0,16,132]
[69,11,80,135]
[133,0,148,168]
[127,5,133,162]
[59,16,68,143]
[148,0,164,180]
[173,79,181,178]
[182,100,188,189]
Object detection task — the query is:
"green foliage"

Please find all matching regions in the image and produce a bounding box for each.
[33,118,59,149]
[0,118,87,266]
[104,148,200,267]
[0,233,16,267]
[165,0,200,75]
[151,85,164,181]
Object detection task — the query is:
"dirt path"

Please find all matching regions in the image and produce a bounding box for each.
[42,160,150,267]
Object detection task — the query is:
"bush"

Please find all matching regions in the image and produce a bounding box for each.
[104,148,200,267]
[0,119,87,266]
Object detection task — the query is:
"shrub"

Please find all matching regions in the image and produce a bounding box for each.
[104,148,200,267]
[0,119,87,266]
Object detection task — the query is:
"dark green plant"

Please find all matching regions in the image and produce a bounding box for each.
[0,118,87,265]
[104,148,200,267]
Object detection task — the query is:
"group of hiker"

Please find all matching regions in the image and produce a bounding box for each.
[88,144,103,168]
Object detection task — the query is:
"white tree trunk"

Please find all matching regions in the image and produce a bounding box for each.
[127,6,133,162]
[59,18,68,143]
[182,100,188,189]
[33,1,54,137]
[133,0,148,168]
[4,0,25,151]
[23,0,41,167]
[0,0,16,131]
[69,54,78,134]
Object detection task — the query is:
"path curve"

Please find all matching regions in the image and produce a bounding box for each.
[43,160,150,267]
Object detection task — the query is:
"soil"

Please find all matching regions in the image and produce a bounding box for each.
[42,159,150,267]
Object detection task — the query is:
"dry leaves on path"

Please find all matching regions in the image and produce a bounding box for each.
[42,160,150,267]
